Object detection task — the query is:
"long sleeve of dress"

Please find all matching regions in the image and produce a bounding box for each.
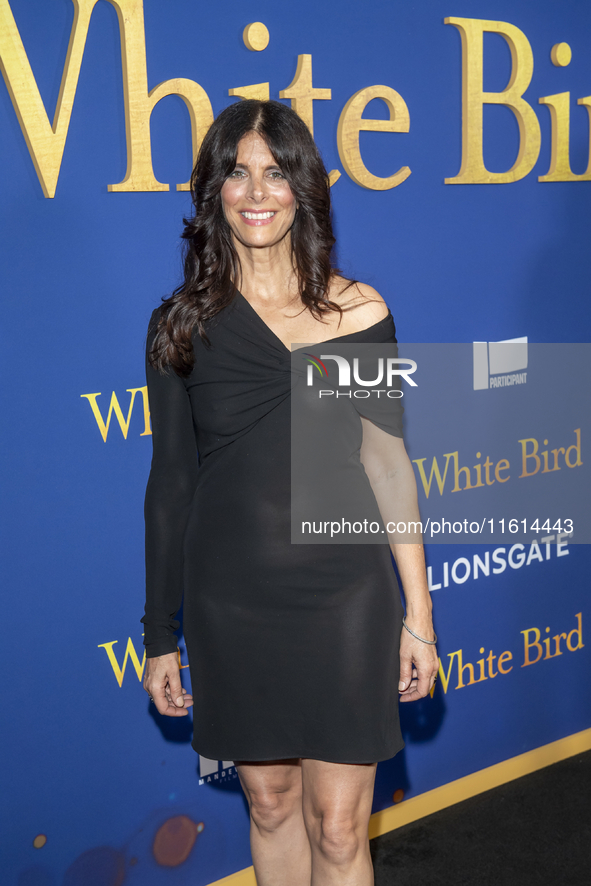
[141,309,200,658]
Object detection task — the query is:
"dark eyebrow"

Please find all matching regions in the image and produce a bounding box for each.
[232,162,283,171]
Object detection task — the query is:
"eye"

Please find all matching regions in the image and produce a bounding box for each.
[228,169,246,179]
[268,170,285,179]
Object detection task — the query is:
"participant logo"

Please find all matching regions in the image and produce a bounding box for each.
[473,337,528,390]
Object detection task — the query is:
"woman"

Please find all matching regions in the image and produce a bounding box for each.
[142,99,438,886]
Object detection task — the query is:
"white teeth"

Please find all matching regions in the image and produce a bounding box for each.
[241,211,276,219]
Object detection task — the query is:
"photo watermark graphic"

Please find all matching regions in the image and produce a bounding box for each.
[290,343,589,544]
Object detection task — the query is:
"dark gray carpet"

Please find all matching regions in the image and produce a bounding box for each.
[371,750,591,886]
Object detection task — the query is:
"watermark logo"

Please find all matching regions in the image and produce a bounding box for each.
[304,352,417,392]
[304,354,329,382]
[473,337,528,390]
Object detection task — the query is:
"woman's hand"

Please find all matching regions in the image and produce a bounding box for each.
[143,652,194,716]
[398,622,439,702]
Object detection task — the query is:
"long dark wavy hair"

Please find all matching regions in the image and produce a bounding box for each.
[149,99,349,376]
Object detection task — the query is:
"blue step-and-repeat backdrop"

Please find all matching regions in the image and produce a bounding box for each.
[1,1,590,884]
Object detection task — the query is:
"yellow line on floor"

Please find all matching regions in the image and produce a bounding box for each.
[207,869,257,886]
[368,726,591,838]
[207,727,591,886]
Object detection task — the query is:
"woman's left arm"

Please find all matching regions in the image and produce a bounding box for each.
[359,418,439,701]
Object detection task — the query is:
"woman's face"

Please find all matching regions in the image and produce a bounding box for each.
[220,131,298,250]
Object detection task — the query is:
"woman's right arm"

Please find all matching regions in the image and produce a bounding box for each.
[142,310,200,715]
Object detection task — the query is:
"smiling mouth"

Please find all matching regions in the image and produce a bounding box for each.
[240,211,277,220]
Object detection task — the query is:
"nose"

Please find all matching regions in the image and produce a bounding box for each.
[246,172,266,204]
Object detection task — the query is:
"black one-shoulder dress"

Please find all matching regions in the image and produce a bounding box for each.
[142,293,405,763]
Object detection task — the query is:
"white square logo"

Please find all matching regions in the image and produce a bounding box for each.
[473,337,528,390]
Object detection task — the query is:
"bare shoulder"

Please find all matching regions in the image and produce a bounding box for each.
[328,275,390,331]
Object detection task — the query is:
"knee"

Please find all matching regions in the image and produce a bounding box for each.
[248,787,301,834]
[315,817,362,866]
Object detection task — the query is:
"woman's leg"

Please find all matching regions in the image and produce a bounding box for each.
[235,759,311,886]
[301,759,377,886]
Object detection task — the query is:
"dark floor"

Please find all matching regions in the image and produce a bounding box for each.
[370,750,591,886]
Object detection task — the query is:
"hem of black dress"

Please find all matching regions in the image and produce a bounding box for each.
[191,738,405,766]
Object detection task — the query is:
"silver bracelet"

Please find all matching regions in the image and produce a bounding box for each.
[402,616,437,645]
